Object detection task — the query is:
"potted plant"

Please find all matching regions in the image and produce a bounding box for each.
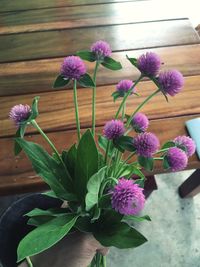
[1,40,195,267]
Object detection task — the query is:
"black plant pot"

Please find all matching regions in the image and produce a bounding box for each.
[0,194,62,267]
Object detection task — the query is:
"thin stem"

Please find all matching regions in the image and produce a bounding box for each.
[122,102,126,120]
[104,140,111,164]
[155,148,169,154]
[26,257,33,267]
[115,151,136,178]
[31,120,71,179]
[92,61,100,137]
[102,256,106,267]
[115,75,143,119]
[126,88,160,127]
[154,157,163,160]
[73,79,81,141]
[124,151,136,164]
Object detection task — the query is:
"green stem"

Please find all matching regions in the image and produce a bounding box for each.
[122,102,126,120]
[92,61,100,137]
[124,151,136,164]
[31,120,71,179]
[26,257,33,267]
[73,79,81,141]
[115,151,136,178]
[155,148,169,154]
[104,140,111,164]
[102,256,106,267]
[115,75,143,119]
[154,157,163,160]
[126,88,160,127]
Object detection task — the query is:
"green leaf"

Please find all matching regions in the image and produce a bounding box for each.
[62,144,77,177]
[134,178,145,188]
[85,166,107,211]
[78,73,95,88]
[75,130,98,202]
[161,141,175,149]
[42,190,59,199]
[14,127,25,156]
[75,216,92,233]
[29,96,40,120]
[15,138,76,201]
[163,156,170,170]
[99,194,112,209]
[94,222,147,249]
[98,135,114,157]
[53,75,70,88]
[123,215,151,222]
[101,57,122,71]
[111,91,122,102]
[25,208,68,218]
[28,216,55,227]
[131,166,145,179]
[76,50,96,62]
[138,156,154,171]
[17,214,78,262]
[113,136,135,153]
[126,55,138,67]
[91,205,101,222]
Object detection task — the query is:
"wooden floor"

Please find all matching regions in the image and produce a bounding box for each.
[0,0,200,196]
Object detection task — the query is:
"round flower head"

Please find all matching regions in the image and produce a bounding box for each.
[134,132,160,157]
[91,40,111,60]
[137,52,161,76]
[166,147,188,172]
[103,119,125,140]
[158,70,184,96]
[132,112,149,133]
[116,80,135,96]
[174,136,196,157]
[60,56,86,80]
[9,104,31,126]
[111,178,145,215]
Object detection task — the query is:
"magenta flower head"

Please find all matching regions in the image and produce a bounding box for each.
[103,119,125,140]
[174,136,196,157]
[111,178,145,215]
[134,132,160,157]
[60,56,86,80]
[132,112,149,133]
[91,40,111,60]
[166,147,188,171]
[116,80,135,96]
[137,52,161,77]
[9,104,31,126]
[158,70,184,96]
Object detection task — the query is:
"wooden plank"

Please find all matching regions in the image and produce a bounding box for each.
[0,19,199,63]
[0,1,186,35]
[0,0,136,12]
[1,75,200,138]
[0,114,200,196]
[1,44,200,96]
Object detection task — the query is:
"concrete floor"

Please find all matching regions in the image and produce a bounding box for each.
[0,170,199,267]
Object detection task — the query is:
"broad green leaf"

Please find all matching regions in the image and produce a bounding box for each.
[25,208,68,218]
[113,136,135,153]
[98,135,114,157]
[42,190,59,199]
[75,130,98,202]
[85,167,107,211]
[163,156,170,170]
[78,73,95,88]
[126,55,138,67]
[76,50,96,62]
[138,156,154,171]
[15,138,76,201]
[123,214,151,222]
[17,214,78,262]
[27,216,54,227]
[161,141,175,149]
[94,222,147,249]
[53,75,70,88]
[62,144,77,177]
[101,57,122,70]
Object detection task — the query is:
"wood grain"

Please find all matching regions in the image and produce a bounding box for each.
[0,0,135,12]
[1,75,200,138]
[1,44,200,96]
[0,1,186,34]
[0,19,199,63]
[1,114,199,196]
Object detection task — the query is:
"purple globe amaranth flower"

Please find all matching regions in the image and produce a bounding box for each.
[158,70,184,96]
[103,119,125,140]
[116,80,135,96]
[174,136,196,157]
[9,104,31,126]
[134,132,160,157]
[166,147,188,172]
[60,56,86,80]
[137,52,161,76]
[111,178,145,215]
[91,40,111,60]
[132,112,149,133]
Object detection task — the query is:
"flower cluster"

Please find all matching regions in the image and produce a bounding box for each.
[91,40,111,60]
[61,55,86,80]
[131,112,149,133]
[9,104,31,126]
[103,119,125,140]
